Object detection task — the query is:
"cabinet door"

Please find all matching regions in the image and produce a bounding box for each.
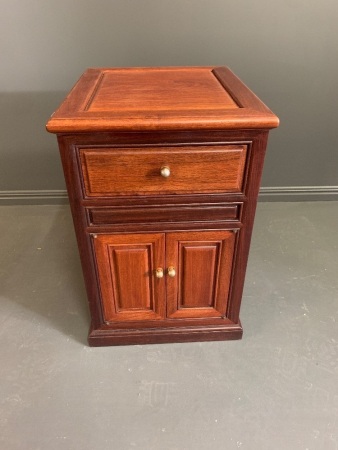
[93,233,165,322]
[166,230,236,319]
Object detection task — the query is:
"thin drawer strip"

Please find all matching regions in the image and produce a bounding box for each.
[88,204,241,226]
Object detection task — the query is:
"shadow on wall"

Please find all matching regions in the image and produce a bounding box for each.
[0,91,67,191]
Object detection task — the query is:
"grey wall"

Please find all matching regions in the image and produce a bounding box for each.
[1,0,338,198]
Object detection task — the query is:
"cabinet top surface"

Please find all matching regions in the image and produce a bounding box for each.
[46,66,279,133]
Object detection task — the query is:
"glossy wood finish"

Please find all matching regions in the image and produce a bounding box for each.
[80,145,247,196]
[88,203,240,226]
[93,233,165,322]
[47,66,279,346]
[46,67,279,132]
[56,129,269,345]
[86,68,238,112]
[166,230,236,319]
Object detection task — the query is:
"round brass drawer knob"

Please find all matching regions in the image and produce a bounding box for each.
[160,166,170,178]
[167,266,176,277]
[156,268,164,278]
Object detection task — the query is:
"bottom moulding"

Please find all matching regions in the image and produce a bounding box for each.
[88,322,243,346]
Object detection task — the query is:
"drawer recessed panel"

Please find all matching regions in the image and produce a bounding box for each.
[88,204,241,226]
[80,145,247,197]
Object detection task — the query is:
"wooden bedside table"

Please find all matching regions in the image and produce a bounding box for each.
[46,66,279,346]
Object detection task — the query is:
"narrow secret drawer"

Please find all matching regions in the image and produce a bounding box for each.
[79,145,247,197]
[88,204,241,226]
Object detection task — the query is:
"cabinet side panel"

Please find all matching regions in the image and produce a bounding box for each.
[57,135,104,330]
[227,132,269,322]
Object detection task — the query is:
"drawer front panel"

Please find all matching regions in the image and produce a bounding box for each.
[88,204,241,225]
[80,145,247,197]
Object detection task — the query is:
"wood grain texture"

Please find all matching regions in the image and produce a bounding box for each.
[181,245,219,307]
[166,230,236,319]
[88,204,240,225]
[46,66,279,132]
[80,145,247,196]
[225,131,270,323]
[86,68,238,112]
[56,129,269,345]
[93,233,165,322]
[93,229,236,323]
[88,322,243,346]
[48,66,279,346]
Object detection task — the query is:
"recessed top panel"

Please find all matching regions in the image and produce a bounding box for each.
[46,66,279,132]
[86,68,238,112]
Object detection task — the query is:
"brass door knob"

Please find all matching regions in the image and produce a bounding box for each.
[155,268,164,278]
[160,166,170,178]
[167,266,176,277]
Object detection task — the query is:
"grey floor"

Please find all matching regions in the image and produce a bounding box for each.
[0,202,337,450]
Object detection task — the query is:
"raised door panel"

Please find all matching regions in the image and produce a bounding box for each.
[166,230,236,319]
[93,233,165,322]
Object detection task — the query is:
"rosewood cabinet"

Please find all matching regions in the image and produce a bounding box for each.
[46,66,279,346]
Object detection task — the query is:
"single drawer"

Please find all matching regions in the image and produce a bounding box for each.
[88,203,241,226]
[79,145,247,197]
